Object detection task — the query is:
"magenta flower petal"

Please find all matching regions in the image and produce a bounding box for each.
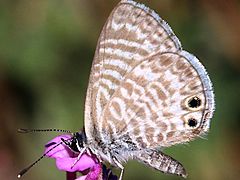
[45,134,73,158]
[44,134,98,172]
[75,175,87,180]
[75,164,101,180]
[85,164,102,180]
[44,134,118,180]
[55,154,97,172]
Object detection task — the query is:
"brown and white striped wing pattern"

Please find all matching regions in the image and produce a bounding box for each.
[100,51,214,149]
[84,0,182,141]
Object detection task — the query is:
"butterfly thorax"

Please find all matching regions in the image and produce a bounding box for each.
[69,130,139,167]
[85,131,140,167]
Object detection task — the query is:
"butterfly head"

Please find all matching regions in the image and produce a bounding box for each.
[64,131,87,153]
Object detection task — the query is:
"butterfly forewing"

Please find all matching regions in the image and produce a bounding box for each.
[84,0,182,141]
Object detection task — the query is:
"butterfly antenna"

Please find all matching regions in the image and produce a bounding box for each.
[18,128,72,134]
[17,141,63,178]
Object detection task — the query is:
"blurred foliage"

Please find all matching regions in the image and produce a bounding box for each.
[0,0,239,180]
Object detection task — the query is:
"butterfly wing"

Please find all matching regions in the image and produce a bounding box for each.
[84,0,182,141]
[100,51,214,149]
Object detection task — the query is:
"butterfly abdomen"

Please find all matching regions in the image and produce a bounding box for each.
[135,149,187,178]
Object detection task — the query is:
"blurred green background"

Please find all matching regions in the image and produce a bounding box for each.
[0,0,239,180]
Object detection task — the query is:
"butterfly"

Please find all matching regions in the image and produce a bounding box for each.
[80,0,215,178]
[19,0,215,179]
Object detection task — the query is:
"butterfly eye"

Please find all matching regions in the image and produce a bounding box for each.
[188,96,201,108]
[188,118,198,127]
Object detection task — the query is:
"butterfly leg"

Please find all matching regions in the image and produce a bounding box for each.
[71,147,87,169]
[135,150,187,178]
[60,138,87,168]
[113,157,124,180]
[61,138,71,147]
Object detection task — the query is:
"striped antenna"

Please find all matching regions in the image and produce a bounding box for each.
[18,128,72,134]
[17,141,64,178]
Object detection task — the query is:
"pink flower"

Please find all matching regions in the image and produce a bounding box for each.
[44,134,117,180]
